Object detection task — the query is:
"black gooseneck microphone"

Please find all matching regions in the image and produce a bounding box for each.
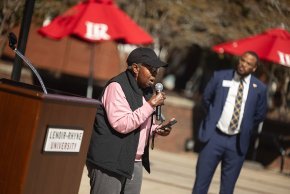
[8,32,48,94]
[155,83,163,121]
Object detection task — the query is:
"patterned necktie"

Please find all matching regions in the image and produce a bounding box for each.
[229,79,244,131]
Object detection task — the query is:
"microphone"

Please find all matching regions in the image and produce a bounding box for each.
[8,32,17,50]
[7,32,48,94]
[155,83,163,121]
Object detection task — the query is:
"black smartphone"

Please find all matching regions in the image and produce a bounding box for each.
[160,119,177,131]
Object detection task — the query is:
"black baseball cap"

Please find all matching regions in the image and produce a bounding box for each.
[126,47,168,68]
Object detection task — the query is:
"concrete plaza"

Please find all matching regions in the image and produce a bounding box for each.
[78,149,290,194]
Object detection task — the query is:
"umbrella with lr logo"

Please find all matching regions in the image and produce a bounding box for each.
[38,0,153,98]
[212,28,290,67]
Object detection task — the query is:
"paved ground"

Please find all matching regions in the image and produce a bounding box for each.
[78,149,290,194]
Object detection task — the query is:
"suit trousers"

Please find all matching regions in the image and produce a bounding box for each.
[192,128,246,194]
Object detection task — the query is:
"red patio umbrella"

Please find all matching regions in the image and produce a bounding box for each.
[212,28,290,67]
[38,0,153,97]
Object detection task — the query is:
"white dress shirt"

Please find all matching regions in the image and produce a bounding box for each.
[217,72,251,135]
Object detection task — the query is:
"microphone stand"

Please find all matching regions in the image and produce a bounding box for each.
[8,33,48,94]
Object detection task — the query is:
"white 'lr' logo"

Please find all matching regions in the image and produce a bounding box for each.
[85,22,111,40]
[277,51,290,67]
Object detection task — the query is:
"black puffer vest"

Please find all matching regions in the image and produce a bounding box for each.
[87,70,153,179]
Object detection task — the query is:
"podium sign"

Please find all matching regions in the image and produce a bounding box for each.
[0,79,98,194]
[43,127,84,152]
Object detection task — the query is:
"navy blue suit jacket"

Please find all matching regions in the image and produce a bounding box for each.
[198,69,267,154]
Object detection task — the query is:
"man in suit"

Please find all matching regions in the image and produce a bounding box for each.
[192,51,267,194]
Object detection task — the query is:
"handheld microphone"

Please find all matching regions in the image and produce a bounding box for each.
[155,83,163,121]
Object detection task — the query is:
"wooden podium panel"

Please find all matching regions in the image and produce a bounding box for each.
[0,79,99,194]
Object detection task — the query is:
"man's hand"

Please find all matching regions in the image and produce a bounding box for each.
[155,118,177,136]
[155,127,171,136]
[148,92,166,107]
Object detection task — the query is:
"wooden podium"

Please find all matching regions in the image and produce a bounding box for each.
[0,79,99,194]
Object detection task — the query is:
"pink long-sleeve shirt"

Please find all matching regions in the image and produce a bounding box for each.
[101,82,158,160]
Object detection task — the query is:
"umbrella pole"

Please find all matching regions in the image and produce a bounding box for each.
[11,0,36,81]
[86,44,95,98]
